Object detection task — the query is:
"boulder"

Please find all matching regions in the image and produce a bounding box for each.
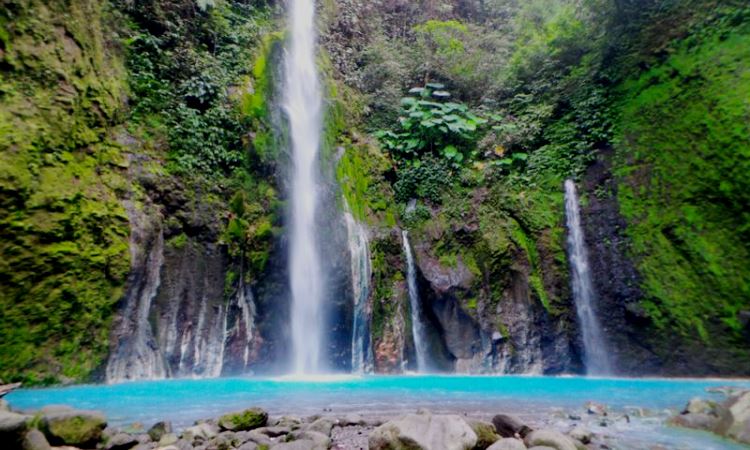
[183,422,219,441]
[0,399,9,411]
[148,421,173,442]
[369,411,477,450]
[22,429,51,450]
[684,397,717,415]
[270,440,317,450]
[567,426,591,445]
[274,416,302,428]
[0,410,31,446]
[670,413,719,431]
[305,418,334,436]
[528,447,557,450]
[219,408,268,432]
[342,414,365,426]
[467,420,500,449]
[715,390,750,444]
[487,438,527,450]
[242,430,275,447]
[491,414,531,439]
[255,426,291,438]
[158,433,179,447]
[290,430,330,450]
[106,432,139,450]
[238,442,258,450]
[41,408,106,447]
[524,430,578,450]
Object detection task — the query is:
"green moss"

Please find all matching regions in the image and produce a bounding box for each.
[0,0,130,384]
[613,16,750,340]
[218,407,268,431]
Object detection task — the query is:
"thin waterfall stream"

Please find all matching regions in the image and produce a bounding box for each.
[564,179,614,375]
[284,0,325,374]
[345,209,372,373]
[402,231,429,372]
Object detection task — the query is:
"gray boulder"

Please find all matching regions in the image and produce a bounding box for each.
[0,410,31,445]
[147,421,172,442]
[158,432,179,446]
[255,426,291,438]
[218,408,268,431]
[467,420,500,449]
[492,414,531,439]
[290,430,330,450]
[487,437,527,450]
[270,440,317,450]
[305,418,334,436]
[716,390,750,444]
[106,432,139,450]
[41,408,106,447]
[524,430,578,450]
[274,416,302,429]
[183,422,220,441]
[369,411,477,450]
[0,399,9,411]
[238,442,259,450]
[22,429,51,450]
[567,426,591,445]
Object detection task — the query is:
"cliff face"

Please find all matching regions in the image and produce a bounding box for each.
[2,0,749,383]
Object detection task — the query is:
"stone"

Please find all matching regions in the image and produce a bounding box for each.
[716,390,750,444]
[183,422,219,441]
[237,443,258,450]
[270,440,317,450]
[0,410,31,445]
[585,402,607,416]
[528,447,557,450]
[274,416,302,429]
[369,411,477,450]
[206,435,232,450]
[0,399,9,411]
[492,414,531,439]
[567,426,591,444]
[468,420,500,449]
[218,408,268,431]
[243,430,275,447]
[132,444,157,450]
[42,409,107,447]
[306,418,334,436]
[255,426,291,438]
[487,437,527,450]
[148,421,173,442]
[683,398,717,415]
[158,433,179,447]
[524,429,578,450]
[23,429,52,450]
[290,430,330,450]
[106,432,139,450]
[669,413,718,431]
[342,413,365,426]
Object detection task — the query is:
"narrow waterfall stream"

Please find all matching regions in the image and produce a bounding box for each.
[564,180,614,375]
[284,0,325,374]
[402,231,429,372]
[345,210,372,373]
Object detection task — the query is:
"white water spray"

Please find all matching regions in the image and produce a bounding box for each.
[402,231,429,371]
[284,0,324,374]
[564,179,613,375]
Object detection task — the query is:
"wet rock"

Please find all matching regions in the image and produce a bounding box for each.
[306,418,334,436]
[148,422,173,442]
[22,429,51,450]
[0,410,31,445]
[567,426,591,445]
[487,437,527,450]
[41,408,106,447]
[106,432,139,450]
[218,408,268,432]
[524,429,578,450]
[369,411,477,450]
[467,420,500,449]
[492,414,531,439]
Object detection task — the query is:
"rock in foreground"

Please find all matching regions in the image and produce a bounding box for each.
[671,389,750,445]
[369,410,477,450]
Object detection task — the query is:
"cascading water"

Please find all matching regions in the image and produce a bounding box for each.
[564,179,613,375]
[284,0,325,374]
[344,209,373,373]
[402,231,429,372]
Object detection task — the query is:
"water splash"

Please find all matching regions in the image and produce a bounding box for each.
[284,0,325,374]
[344,209,373,373]
[402,231,429,372]
[564,179,613,375]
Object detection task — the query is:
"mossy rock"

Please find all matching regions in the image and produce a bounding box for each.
[42,410,106,447]
[218,407,268,431]
[468,419,500,450]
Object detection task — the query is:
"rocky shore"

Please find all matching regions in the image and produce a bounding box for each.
[1,389,749,450]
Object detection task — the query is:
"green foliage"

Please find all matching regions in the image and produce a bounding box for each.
[614,14,750,340]
[122,0,271,176]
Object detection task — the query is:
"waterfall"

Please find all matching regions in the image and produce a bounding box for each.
[402,231,429,372]
[344,209,373,373]
[284,0,325,374]
[564,179,613,375]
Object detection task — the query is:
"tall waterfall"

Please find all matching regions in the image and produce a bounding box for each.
[345,210,372,373]
[284,0,325,374]
[402,231,429,371]
[564,180,613,375]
